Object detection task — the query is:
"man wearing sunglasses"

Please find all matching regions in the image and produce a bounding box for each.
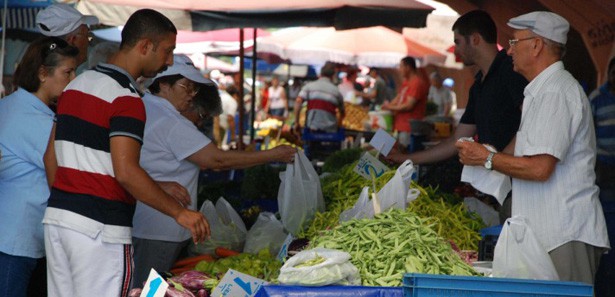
[36,3,98,67]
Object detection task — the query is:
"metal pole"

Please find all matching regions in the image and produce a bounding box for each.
[250,28,258,142]
[238,28,245,150]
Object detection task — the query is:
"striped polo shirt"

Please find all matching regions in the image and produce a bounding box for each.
[43,64,145,244]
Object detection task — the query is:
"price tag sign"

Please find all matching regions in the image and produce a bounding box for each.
[353,151,389,180]
[139,269,168,297]
[277,233,295,262]
[211,269,266,297]
[369,128,396,156]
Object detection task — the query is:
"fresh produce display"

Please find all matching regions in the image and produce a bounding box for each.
[194,249,282,284]
[407,188,486,250]
[341,102,369,131]
[310,208,480,286]
[300,162,396,239]
[321,148,363,173]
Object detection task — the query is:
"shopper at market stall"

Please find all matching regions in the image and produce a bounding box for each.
[589,56,615,202]
[293,62,345,134]
[132,55,296,288]
[362,67,390,110]
[265,76,289,119]
[0,37,77,297]
[381,56,429,149]
[42,10,210,297]
[456,11,610,284]
[385,10,527,221]
[36,3,99,67]
[427,72,455,117]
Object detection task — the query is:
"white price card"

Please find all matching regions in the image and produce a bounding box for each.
[277,233,295,262]
[140,269,168,297]
[353,151,389,180]
[369,128,396,156]
[211,269,266,297]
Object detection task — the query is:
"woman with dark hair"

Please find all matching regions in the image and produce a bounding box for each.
[0,36,78,297]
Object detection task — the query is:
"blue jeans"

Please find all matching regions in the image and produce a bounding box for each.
[0,251,37,297]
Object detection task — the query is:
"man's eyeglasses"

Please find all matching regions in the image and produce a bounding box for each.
[508,37,535,47]
[177,83,200,97]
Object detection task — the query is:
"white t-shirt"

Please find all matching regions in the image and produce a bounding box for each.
[133,93,211,242]
[428,86,453,116]
[512,62,609,252]
[219,90,238,129]
[268,85,286,109]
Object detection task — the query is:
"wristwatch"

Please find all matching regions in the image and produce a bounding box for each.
[484,152,495,170]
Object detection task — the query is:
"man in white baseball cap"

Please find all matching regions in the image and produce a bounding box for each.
[457,11,610,285]
[36,3,99,66]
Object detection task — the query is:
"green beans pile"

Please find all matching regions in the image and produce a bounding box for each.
[299,162,395,239]
[310,208,479,286]
[407,192,485,250]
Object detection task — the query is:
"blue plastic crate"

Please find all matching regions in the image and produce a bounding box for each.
[301,128,346,142]
[403,273,593,297]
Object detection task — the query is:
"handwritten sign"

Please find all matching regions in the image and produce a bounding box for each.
[369,128,396,156]
[353,151,389,180]
[140,269,168,297]
[277,233,295,262]
[211,269,266,297]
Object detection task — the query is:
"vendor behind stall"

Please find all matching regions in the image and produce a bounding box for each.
[132,54,296,288]
[456,11,609,284]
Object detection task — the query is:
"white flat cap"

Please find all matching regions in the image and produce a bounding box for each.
[507,11,569,45]
[37,4,99,37]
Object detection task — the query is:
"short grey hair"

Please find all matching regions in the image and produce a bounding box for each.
[88,41,119,69]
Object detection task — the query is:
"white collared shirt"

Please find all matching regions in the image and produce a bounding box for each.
[512,61,610,252]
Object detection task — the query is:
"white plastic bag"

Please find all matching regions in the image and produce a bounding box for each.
[278,248,361,286]
[189,197,247,256]
[463,197,499,227]
[339,187,372,222]
[278,151,325,235]
[340,160,415,221]
[492,216,559,280]
[243,212,288,256]
[377,159,415,212]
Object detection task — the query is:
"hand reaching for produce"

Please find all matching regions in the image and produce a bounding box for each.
[157,181,191,207]
[176,209,210,244]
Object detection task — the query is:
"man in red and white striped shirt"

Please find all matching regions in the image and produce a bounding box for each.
[43,9,209,297]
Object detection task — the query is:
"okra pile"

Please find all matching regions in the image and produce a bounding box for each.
[310,208,480,286]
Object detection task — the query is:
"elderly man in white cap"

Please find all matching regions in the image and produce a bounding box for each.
[456,11,610,284]
[131,54,296,288]
[36,3,99,66]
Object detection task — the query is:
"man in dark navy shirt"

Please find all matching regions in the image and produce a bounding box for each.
[387,10,527,220]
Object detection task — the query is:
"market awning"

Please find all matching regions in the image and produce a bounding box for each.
[85,0,434,30]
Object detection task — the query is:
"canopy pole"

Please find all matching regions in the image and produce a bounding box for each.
[249,27,257,142]
[1,0,7,97]
[237,28,245,150]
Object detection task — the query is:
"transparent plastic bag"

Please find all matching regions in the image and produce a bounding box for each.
[492,216,559,280]
[278,151,325,235]
[243,212,288,255]
[278,248,360,286]
[189,197,247,256]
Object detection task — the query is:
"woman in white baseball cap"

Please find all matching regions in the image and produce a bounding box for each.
[131,55,296,288]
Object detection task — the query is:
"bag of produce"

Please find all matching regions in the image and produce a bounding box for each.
[243,212,288,255]
[189,197,247,256]
[492,216,559,280]
[278,248,360,286]
[339,160,414,221]
[278,151,325,235]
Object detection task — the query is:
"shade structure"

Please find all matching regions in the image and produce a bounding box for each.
[257,26,447,67]
[92,27,270,54]
[87,0,434,30]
